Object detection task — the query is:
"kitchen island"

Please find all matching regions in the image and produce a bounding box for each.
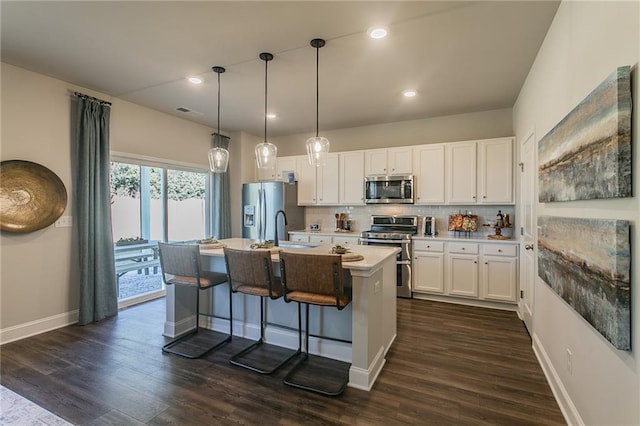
[163,238,399,391]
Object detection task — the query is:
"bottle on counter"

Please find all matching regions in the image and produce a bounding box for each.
[496,210,504,228]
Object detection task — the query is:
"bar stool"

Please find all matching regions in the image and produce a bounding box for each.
[223,247,301,374]
[158,242,232,359]
[278,251,352,396]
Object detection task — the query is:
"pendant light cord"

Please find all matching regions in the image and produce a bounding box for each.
[315,45,319,137]
[264,58,268,143]
[217,71,221,135]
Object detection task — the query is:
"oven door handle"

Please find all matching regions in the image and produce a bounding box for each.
[360,238,411,244]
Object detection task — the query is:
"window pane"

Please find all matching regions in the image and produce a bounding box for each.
[110,162,141,241]
[167,169,207,241]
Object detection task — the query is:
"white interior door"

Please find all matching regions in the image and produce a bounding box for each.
[520,131,536,334]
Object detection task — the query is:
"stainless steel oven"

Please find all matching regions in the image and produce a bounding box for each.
[359,215,418,298]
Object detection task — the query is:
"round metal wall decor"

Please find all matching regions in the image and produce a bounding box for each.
[0,160,68,233]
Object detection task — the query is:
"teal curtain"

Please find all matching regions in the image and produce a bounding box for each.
[75,96,118,325]
[211,133,231,239]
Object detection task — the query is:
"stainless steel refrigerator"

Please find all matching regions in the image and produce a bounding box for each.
[242,181,304,242]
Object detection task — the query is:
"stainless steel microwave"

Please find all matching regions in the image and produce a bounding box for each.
[364,175,414,204]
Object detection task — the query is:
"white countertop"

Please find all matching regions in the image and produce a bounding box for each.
[413,235,519,244]
[289,230,360,237]
[199,238,399,272]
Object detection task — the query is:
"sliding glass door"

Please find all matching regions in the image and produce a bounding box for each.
[110,159,210,304]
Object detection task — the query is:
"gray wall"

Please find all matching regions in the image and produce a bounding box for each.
[512,1,639,424]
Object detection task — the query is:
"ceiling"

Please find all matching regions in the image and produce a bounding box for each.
[1,1,559,138]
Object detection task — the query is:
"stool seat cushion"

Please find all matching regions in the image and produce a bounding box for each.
[284,290,351,308]
[165,270,228,289]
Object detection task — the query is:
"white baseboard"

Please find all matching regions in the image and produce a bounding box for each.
[412,293,518,312]
[0,310,79,345]
[532,333,582,426]
[163,314,196,338]
[348,345,386,391]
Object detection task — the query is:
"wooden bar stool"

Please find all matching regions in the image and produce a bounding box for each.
[278,251,352,396]
[158,242,232,359]
[224,247,301,374]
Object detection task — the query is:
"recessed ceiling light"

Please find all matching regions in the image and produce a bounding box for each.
[403,90,417,98]
[266,113,277,119]
[368,27,388,39]
[187,76,202,84]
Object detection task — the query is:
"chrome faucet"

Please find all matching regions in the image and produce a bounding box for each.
[274,210,288,247]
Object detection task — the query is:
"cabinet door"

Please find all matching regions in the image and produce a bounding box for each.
[446,253,479,297]
[478,138,513,204]
[296,157,317,205]
[388,147,412,175]
[256,164,276,181]
[365,149,388,175]
[276,156,297,181]
[414,144,445,204]
[413,252,445,293]
[317,154,339,205]
[339,151,365,205]
[482,256,517,302]
[446,142,477,204]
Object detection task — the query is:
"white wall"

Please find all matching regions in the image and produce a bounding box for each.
[512,2,639,424]
[271,108,513,156]
[0,63,214,341]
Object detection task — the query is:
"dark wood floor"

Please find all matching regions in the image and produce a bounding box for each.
[0,298,565,425]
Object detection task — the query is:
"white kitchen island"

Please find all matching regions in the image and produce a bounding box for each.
[163,238,399,391]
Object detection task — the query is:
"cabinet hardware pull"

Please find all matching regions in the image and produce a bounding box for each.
[483,195,486,198]
[525,244,534,250]
[498,249,502,252]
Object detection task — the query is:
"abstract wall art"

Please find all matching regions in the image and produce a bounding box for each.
[538,216,631,350]
[538,66,631,202]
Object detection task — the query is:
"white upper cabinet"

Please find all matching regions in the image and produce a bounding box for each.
[275,156,297,181]
[445,137,514,205]
[477,138,514,204]
[256,163,276,181]
[296,154,339,205]
[339,151,365,205]
[413,144,445,204]
[365,147,412,176]
[446,142,477,203]
[365,149,388,175]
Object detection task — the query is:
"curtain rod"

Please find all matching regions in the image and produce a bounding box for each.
[73,91,112,106]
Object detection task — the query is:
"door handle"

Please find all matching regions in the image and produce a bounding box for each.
[525,244,534,251]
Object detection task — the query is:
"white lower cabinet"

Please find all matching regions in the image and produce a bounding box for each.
[481,244,518,302]
[413,239,517,307]
[413,240,444,293]
[333,235,360,246]
[309,234,331,244]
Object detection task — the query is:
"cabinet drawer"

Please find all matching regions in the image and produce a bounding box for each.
[289,234,309,243]
[482,244,517,257]
[333,236,360,246]
[413,240,444,252]
[447,242,478,254]
[309,235,332,244]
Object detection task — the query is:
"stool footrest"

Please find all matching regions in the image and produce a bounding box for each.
[283,353,350,396]
[230,339,300,374]
[162,327,231,359]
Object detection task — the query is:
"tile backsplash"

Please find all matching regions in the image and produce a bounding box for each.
[304,204,516,239]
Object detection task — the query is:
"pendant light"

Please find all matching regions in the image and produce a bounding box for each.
[255,52,277,169]
[208,66,229,173]
[306,38,330,167]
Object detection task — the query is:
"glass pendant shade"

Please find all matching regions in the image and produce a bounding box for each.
[256,52,276,169]
[208,146,229,173]
[255,141,277,169]
[209,65,229,173]
[307,38,330,167]
[306,136,330,167]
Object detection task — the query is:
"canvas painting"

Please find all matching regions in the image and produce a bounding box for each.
[538,216,631,350]
[538,66,631,202]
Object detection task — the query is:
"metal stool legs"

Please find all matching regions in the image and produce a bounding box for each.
[162,285,232,359]
[283,303,350,396]
[229,297,301,374]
